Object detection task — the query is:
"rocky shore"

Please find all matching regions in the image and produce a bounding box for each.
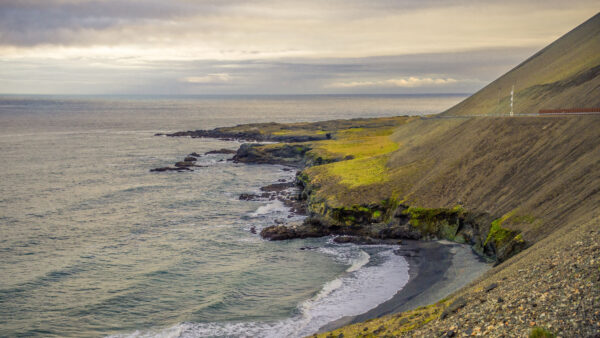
[156,111,599,337]
[155,121,520,264]
[155,117,531,265]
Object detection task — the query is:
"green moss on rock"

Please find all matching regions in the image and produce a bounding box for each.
[529,327,556,338]
[404,206,464,240]
[485,219,516,247]
[484,212,527,262]
[328,204,387,225]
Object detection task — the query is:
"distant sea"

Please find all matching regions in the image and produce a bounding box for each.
[0,94,466,337]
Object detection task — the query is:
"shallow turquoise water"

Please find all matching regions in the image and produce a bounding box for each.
[0,94,465,337]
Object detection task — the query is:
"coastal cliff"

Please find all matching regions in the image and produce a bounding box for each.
[161,13,600,337]
[166,112,599,336]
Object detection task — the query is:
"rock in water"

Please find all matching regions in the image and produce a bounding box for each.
[150,167,191,172]
[205,149,237,155]
[175,161,196,167]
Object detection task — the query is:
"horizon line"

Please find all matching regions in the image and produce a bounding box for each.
[0,92,471,98]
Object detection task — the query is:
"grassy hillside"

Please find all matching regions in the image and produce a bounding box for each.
[204,13,600,336]
[442,12,600,116]
[311,12,600,338]
[302,115,599,241]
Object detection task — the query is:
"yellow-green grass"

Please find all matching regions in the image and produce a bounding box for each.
[313,298,450,337]
[301,127,402,195]
[271,130,328,136]
[301,126,405,208]
[309,128,399,160]
[309,155,391,189]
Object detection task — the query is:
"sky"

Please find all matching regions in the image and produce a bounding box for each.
[0,1,597,95]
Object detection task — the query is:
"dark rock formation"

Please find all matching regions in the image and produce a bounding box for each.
[239,193,261,200]
[159,128,329,143]
[232,143,311,167]
[150,167,191,172]
[205,149,237,155]
[175,161,198,167]
[260,223,329,240]
[333,236,381,245]
[260,182,295,192]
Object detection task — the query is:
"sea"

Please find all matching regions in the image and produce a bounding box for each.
[0,94,466,337]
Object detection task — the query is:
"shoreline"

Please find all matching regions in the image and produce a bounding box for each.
[318,239,491,333]
[155,139,494,335]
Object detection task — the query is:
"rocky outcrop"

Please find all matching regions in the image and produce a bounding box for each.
[223,136,523,262]
[261,194,524,262]
[175,161,197,167]
[205,149,237,155]
[260,222,330,240]
[232,143,311,167]
[150,166,191,172]
[150,153,207,172]
[158,120,529,263]
[157,128,330,143]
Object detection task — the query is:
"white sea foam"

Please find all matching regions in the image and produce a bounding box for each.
[111,247,410,338]
[250,200,288,217]
[346,249,370,273]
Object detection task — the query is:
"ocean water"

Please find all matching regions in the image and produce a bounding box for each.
[0,94,466,337]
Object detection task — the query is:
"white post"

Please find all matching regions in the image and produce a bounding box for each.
[510,85,514,116]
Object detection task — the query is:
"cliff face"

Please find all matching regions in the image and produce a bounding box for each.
[290,115,599,260]
[442,12,600,116]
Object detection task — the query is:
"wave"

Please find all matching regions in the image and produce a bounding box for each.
[346,249,370,273]
[110,247,409,338]
[249,200,288,217]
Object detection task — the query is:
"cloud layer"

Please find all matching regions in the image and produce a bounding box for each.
[330,77,458,88]
[0,1,597,94]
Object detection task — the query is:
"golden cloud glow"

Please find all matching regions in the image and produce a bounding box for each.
[329,77,458,88]
[183,73,232,84]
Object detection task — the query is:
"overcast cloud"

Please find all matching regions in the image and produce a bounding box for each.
[0,0,597,94]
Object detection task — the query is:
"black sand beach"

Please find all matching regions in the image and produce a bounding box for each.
[319,240,491,332]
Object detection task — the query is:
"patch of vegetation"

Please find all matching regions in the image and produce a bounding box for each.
[529,327,556,338]
[328,204,387,225]
[271,129,328,136]
[485,219,515,247]
[483,210,528,261]
[308,127,399,160]
[485,211,523,247]
[404,206,465,240]
[328,155,391,188]
[406,206,464,225]
[315,298,451,337]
